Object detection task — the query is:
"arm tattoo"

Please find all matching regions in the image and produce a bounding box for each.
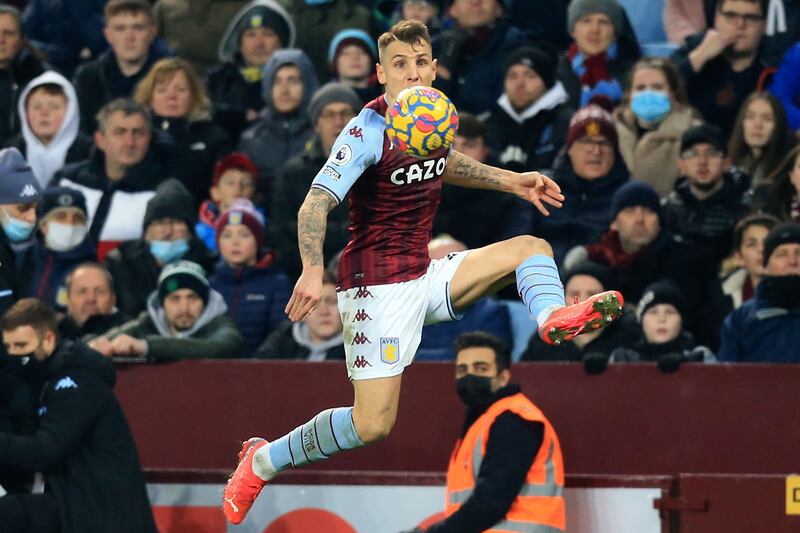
[443,150,510,191]
[297,188,337,267]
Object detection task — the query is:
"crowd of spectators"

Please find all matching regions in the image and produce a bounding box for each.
[0,0,798,529]
[0,0,796,376]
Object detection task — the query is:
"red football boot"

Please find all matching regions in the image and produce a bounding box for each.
[538,290,624,345]
[223,437,269,524]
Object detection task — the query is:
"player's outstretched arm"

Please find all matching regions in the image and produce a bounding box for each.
[286,188,337,322]
[442,150,565,216]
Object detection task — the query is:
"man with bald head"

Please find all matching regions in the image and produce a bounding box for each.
[59,263,129,339]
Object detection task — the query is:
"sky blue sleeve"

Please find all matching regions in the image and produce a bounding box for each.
[310,109,384,204]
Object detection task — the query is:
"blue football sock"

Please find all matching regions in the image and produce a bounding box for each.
[264,407,364,475]
[516,255,566,327]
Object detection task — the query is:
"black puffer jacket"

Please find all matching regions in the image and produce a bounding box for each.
[0,341,157,533]
[662,169,751,268]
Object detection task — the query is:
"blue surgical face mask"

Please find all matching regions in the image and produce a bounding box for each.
[1,207,35,242]
[150,239,189,264]
[630,90,671,124]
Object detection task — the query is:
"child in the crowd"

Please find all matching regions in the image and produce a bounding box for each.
[610,280,716,372]
[208,199,291,357]
[254,269,345,361]
[196,152,261,253]
[10,71,93,188]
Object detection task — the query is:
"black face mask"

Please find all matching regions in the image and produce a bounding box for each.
[456,374,496,408]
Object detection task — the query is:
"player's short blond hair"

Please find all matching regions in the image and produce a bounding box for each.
[377,20,431,63]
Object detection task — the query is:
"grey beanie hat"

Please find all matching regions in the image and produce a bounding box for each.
[567,0,624,36]
[307,82,362,125]
[0,147,41,205]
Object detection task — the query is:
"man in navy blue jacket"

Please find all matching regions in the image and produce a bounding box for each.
[719,223,800,362]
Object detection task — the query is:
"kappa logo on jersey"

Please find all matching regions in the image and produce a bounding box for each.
[353,355,372,368]
[390,157,447,185]
[380,337,400,364]
[19,184,37,198]
[321,165,341,180]
[332,144,352,166]
[353,309,372,322]
[351,332,371,345]
[348,126,363,141]
[354,286,374,299]
[54,377,78,390]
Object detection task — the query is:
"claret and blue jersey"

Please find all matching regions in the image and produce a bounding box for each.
[311,94,452,291]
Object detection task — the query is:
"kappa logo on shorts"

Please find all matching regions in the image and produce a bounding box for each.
[354,286,374,299]
[353,309,372,322]
[354,356,372,368]
[380,337,400,364]
[351,332,372,345]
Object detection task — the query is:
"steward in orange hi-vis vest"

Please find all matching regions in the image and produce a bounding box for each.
[445,391,565,532]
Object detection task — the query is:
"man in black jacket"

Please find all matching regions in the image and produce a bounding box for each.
[407,331,565,533]
[73,0,168,134]
[663,124,751,272]
[670,0,769,139]
[0,298,157,533]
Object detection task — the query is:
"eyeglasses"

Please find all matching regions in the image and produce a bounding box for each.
[719,10,764,26]
[319,110,356,121]
[680,148,724,160]
[576,138,613,153]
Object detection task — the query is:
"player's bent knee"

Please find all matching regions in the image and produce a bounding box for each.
[507,235,553,261]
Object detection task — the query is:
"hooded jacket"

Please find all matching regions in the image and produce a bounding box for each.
[206,1,296,144]
[238,48,319,199]
[106,237,216,317]
[0,341,157,533]
[484,82,574,173]
[107,289,244,360]
[11,71,93,188]
[53,133,177,257]
[613,104,703,197]
[255,320,345,360]
[209,255,292,357]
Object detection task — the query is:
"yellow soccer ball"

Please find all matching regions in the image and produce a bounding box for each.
[385,86,459,158]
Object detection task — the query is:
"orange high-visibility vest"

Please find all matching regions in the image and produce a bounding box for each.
[445,392,565,533]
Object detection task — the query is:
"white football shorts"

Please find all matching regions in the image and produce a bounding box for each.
[337,250,470,380]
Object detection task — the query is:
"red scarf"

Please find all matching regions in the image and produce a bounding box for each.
[585,230,649,269]
[567,43,613,88]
